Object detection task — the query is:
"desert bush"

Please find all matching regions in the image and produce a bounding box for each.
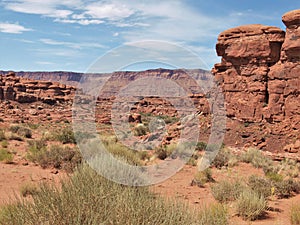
[155,146,169,160]
[291,205,300,225]
[196,142,207,151]
[187,154,198,166]
[9,125,32,138]
[265,172,284,183]
[240,148,274,170]
[55,127,76,144]
[137,150,150,161]
[158,115,179,124]
[20,183,39,197]
[36,145,82,172]
[1,140,8,148]
[0,149,13,164]
[26,139,47,162]
[212,148,237,169]
[8,133,23,141]
[133,123,148,136]
[0,165,228,225]
[274,178,300,199]
[0,129,5,141]
[211,180,244,203]
[191,168,214,187]
[247,175,272,198]
[198,204,228,225]
[236,189,267,221]
[27,123,39,130]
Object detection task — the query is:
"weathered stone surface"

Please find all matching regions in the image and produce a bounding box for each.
[213,9,300,153]
[0,73,75,104]
[281,9,300,61]
[216,24,285,65]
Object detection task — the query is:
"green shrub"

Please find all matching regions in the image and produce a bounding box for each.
[236,189,267,221]
[274,179,300,199]
[35,145,82,172]
[133,123,148,136]
[212,148,237,169]
[1,140,8,148]
[0,129,5,141]
[240,148,274,170]
[247,175,272,198]
[198,204,228,225]
[26,139,47,163]
[211,180,244,203]
[191,168,214,187]
[196,142,207,151]
[0,149,13,164]
[0,165,228,225]
[155,146,169,160]
[55,127,76,144]
[27,123,39,130]
[137,151,150,161]
[265,172,284,182]
[9,125,32,138]
[8,133,23,141]
[20,183,39,197]
[291,204,300,225]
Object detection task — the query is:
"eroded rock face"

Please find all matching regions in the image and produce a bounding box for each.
[0,72,75,104]
[214,24,285,122]
[213,9,300,153]
[281,9,300,61]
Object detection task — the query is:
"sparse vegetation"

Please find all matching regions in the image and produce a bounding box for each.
[191,168,214,187]
[20,183,39,197]
[198,204,228,225]
[247,175,272,198]
[133,123,148,136]
[55,127,76,144]
[1,140,8,148]
[0,129,5,141]
[212,147,237,169]
[211,180,244,203]
[0,149,13,164]
[236,189,267,221]
[9,125,32,138]
[274,178,300,199]
[7,133,23,141]
[0,165,228,225]
[240,148,273,170]
[291,204,300,225]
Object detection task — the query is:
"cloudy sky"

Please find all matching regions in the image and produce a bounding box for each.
[0,0,299,72]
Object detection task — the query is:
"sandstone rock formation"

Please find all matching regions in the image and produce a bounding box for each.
[0,72,75,104]
[213,9,300,153]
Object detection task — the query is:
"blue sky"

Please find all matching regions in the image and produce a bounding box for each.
[0,0,299,72]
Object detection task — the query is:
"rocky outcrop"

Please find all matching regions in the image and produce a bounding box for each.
[0,72,75,104]
[213,24,285,122]
[0,71,83,86]
[213,9,300,153]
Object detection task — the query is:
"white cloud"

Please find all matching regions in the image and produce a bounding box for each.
[84,2,134,20]
[14,38,35,43]
[36,61,55,65]
[55,18,103,25]
[0,22,32,34]
[40,38,106,49]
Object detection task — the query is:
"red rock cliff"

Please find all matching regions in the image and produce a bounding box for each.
[213,9,300,153]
